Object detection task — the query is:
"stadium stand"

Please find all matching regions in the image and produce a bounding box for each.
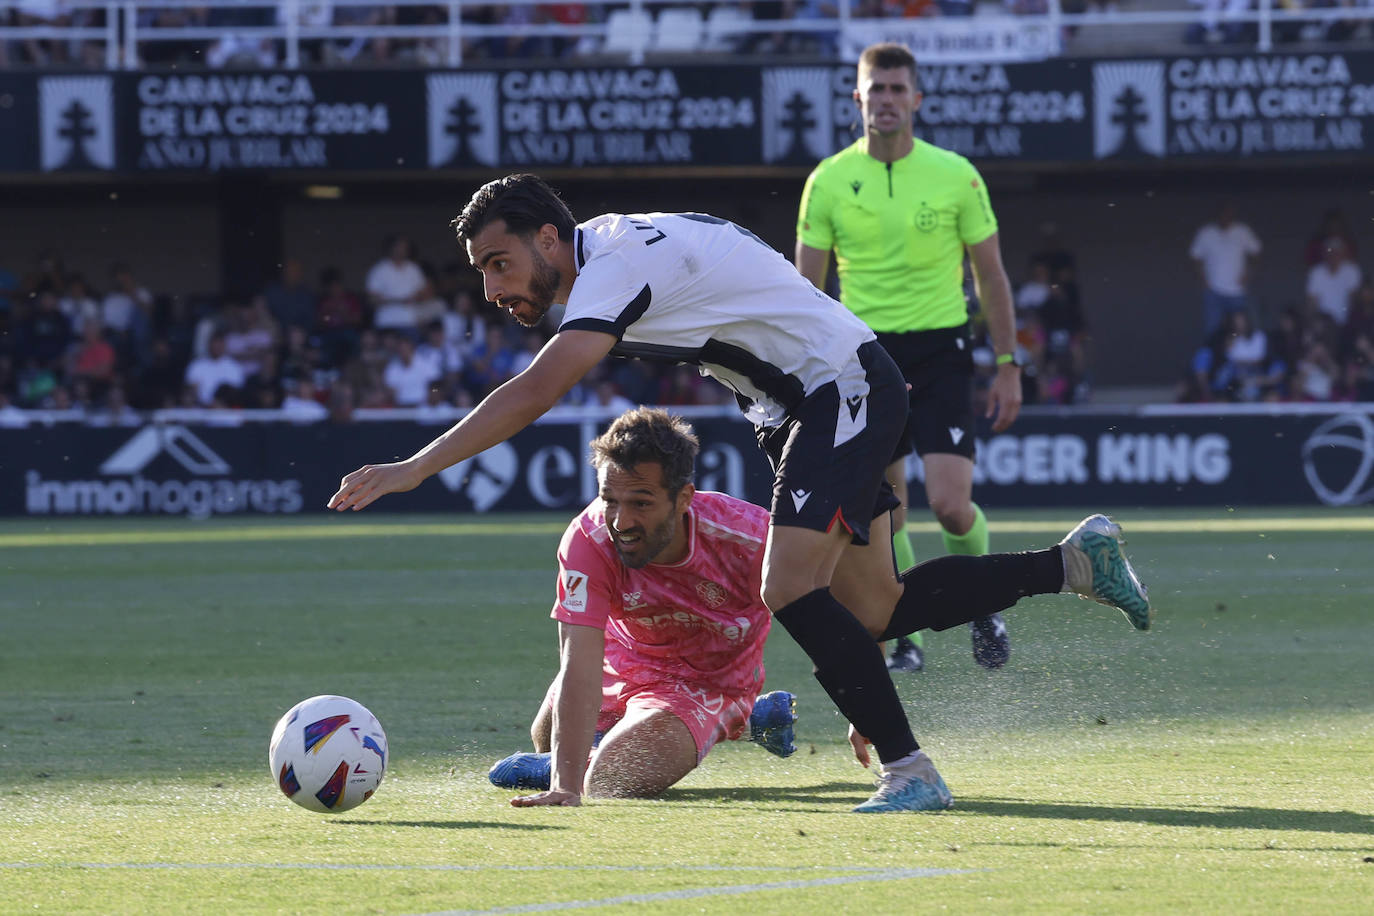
[4,1,1374,68]
[3,2,1373,423]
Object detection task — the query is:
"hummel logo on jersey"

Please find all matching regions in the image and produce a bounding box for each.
[790,489,812,513]
[850,180,862,196]
[949,427,965,445]
[845,395,865,421]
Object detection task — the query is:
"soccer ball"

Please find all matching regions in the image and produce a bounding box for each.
[268,695,388,813]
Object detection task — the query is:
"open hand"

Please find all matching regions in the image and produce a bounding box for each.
[510,789,582,807]
[327,461,425,511]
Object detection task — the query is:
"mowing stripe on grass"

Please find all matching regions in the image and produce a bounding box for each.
[0,863,914,873]
[3,516,1372,548]
[0,522,566,547]
[422,868,972,914]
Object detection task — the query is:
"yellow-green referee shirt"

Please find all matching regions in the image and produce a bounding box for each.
[797,137,999,334]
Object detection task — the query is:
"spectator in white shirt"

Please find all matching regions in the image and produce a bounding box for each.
[58,273,101,335]
[414,320,463,391]
[281,377,330,422]
[223,297,280,377]
[443,288,488,360]
[102,262,154,356]
[1294,338,1339,402]
[366,235,428,334]
[1189,202,1262,339]
[1305,236,1362,327]
[382,334,441,406]
[1014,259,1053,311]
[1214,310,1271,402]
[184,332,247,406]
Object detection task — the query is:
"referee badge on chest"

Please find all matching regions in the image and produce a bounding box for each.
[915,205,939,233]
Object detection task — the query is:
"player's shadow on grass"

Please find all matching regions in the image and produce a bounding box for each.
[663,782,868,807]
[334,819,565,831]
[959,799,1374,835]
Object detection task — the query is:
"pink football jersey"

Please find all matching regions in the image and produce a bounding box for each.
[553,490,771,697]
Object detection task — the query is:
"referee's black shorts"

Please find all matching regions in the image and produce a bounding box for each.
[875,325,977,462]
[756,341,905,546]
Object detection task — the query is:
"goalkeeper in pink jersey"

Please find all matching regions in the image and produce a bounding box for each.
[488,407,797,802]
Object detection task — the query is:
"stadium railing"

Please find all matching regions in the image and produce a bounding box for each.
[5,399,1373,430]
[4,0,1374,70]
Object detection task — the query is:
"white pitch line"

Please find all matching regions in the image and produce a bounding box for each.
[419,868,973,915]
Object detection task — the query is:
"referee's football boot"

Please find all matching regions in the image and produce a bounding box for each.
[488,751,551,790]
[1060,514,1152,630]
[852,751,954,814]
[885,635,925,672]
[749,690,797,758]
[969,613,1010,669]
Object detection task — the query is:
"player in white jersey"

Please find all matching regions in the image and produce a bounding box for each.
[329,174,1153,812]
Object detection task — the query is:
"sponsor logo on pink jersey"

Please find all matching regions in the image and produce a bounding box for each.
[562,569,589,612]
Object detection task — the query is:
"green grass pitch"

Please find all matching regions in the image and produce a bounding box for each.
[2,508,1372,914]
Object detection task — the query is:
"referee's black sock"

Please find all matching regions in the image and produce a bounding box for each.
[879,547,1065,642]
[772,587,919,765]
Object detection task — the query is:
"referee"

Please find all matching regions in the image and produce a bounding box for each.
[795,42,1022,672]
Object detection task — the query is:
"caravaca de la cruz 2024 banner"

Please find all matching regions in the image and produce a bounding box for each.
[1,51,1370,174]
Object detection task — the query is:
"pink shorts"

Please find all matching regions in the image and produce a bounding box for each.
[597,675,755,765]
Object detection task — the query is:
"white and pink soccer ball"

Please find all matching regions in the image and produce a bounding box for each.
[268,695,388,813]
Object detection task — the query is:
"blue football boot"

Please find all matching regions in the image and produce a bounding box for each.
[748,690,797,758]
[852,751,954,814]
[487,751,551,790]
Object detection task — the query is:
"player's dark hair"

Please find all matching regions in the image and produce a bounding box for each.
[858,42,919,93]
[451,174,577,250]
[590,407,699,497]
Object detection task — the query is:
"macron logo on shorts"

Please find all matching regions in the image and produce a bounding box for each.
[790,489,811,513]
[835,394,867,448]
[562,569,589,613]
[949,427,965,445]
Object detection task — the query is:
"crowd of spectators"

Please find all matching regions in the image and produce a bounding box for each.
[972,227,1091,409]
[1178,206,1374,404]
[3,207,1370,429]
[12,1,1369,69]
[1186,0,1374,47]
[0,234,736,427]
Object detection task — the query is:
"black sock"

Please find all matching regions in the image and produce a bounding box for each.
[773,587,919,765]
[879,547,1065,641]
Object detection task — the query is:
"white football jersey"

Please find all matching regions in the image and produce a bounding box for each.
[560,212,876,427]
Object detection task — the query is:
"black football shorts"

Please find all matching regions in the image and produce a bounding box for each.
[875,326,978,462]
[756,341,905,545]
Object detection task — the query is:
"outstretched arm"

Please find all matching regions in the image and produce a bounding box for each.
[512,622,605,807]
[328,329,616,511]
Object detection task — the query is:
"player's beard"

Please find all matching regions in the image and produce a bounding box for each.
[613,512,679,570]
[511,244,563,328]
